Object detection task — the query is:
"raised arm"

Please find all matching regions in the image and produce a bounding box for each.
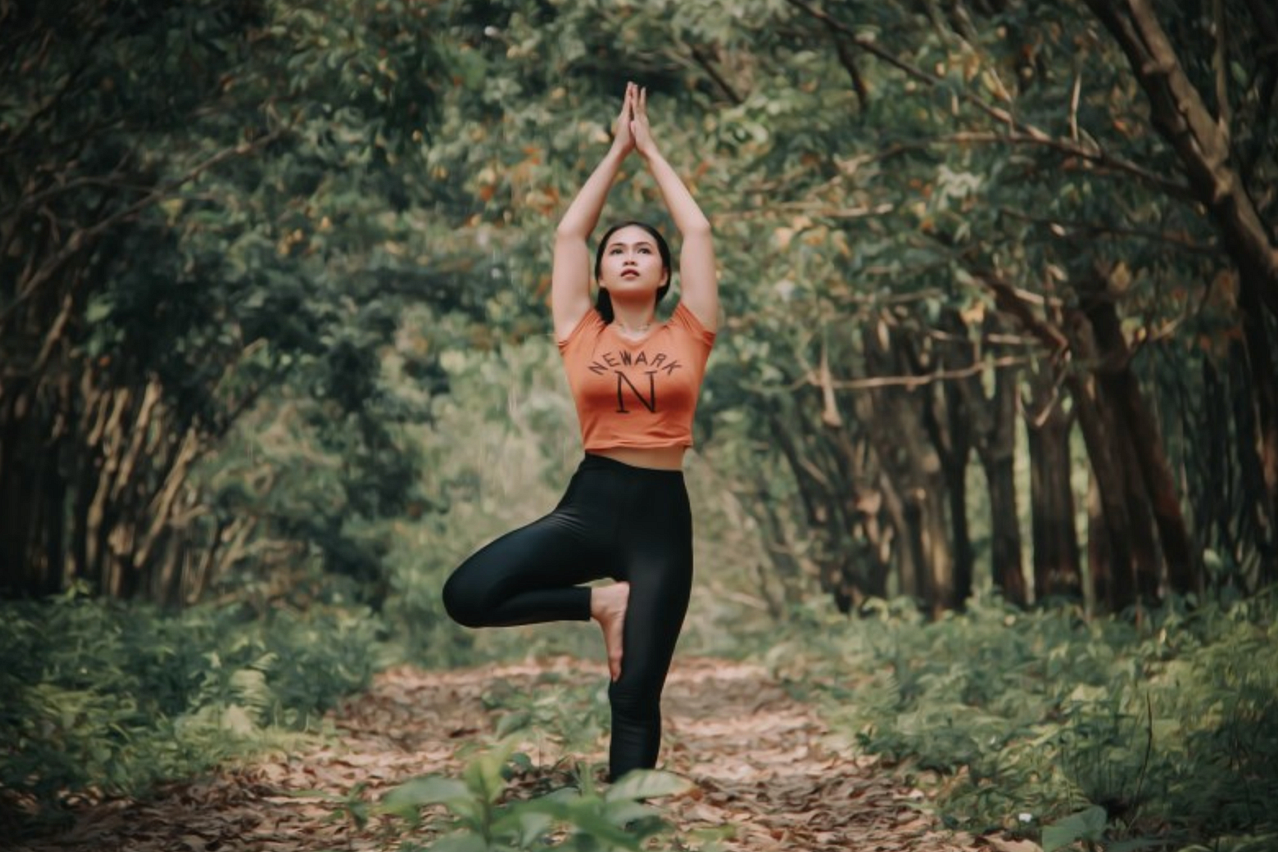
[630,87,719,332]
[551,84,637,341]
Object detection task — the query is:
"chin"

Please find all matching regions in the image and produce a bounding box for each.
[610,281,659,297]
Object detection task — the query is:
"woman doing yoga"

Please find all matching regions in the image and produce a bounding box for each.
[442,81,719,782]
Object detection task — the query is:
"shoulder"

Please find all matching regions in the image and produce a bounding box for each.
[667,301,716,348]
[557,308,606,353]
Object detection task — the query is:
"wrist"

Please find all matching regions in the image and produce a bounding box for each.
[638,146,665,166]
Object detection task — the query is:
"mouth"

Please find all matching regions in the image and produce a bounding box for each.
[621,270,639,279]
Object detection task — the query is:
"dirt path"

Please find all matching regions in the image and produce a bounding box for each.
[13,657,983,852]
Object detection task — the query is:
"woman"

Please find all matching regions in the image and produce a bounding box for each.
[442,81,719,782]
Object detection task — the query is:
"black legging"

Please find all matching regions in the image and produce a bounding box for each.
[442,453,693,781]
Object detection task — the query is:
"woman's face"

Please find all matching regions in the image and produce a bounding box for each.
[598,225,669,299]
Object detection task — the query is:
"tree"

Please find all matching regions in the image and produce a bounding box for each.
[0,0,454,601]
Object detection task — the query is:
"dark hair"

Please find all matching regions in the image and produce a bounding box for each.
[593,221,672,323]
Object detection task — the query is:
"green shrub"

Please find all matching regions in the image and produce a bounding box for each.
[0,589,381,828]
[760,592,1278,851]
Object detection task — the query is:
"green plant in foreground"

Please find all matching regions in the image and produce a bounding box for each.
[378,741,691,851]
[763,593,1278,852]
[482,674,610,757]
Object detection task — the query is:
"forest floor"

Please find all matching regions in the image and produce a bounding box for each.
[13,656,991,852]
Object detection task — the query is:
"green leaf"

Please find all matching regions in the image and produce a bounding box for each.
[601,799,658,826]
[490,807,555,846]
[424,833,489,852]
[495,709,531,737]
[603,770,691,802]
[1041,805,1107,852]
[381,775,472,815]
[1103,838,1170,852]
[461,739,518,803]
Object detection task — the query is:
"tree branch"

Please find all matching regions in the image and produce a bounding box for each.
[994,205,1218,256]
[688,44,744,106]
[931,131,1194,202]
[1,127,288,337]
[975,270,1071,356]
[810,354,1030,392]
[828,24,870,111]
[783,0,1192,203]
[1083,0,1278,318]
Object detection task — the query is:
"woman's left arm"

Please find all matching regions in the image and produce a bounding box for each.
[631,87,718,332]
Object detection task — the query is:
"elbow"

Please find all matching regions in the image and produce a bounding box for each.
[681,218,712,238]
[556,221,588,241]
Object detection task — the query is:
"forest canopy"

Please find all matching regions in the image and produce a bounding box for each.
[4,0,1275,615]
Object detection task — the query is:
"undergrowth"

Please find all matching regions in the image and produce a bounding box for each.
[0,587,382,833]
[369,740,695,851]
[758,591,1278,852]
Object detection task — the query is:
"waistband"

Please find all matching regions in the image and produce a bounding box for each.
[577,452,685,481]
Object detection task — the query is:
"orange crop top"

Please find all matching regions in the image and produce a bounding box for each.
[557,302,716,451]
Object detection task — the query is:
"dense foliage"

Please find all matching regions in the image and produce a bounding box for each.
[767,592,1278,850]
[0,590,379,831]
[9,0,1276,615]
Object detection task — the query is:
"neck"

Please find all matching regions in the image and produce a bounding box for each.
[610,301,655,334]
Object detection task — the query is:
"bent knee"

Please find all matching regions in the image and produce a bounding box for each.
[442,574,486,628]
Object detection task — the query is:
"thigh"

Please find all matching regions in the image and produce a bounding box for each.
[452,507,610,595]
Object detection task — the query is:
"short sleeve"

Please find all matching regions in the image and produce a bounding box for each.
[557,308,605,354]
[669,301,716,351]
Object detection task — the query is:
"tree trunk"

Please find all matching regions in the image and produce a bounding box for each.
[765,397,887,612]
[1083,269,1200,597]
[964,372,1027,606]
[1026,364,1082,601]
[928,309,977,607]
[1238,285,1278,581]
[940,380,975,608]
[1115,417,1163,604]
[1086,474,1112,612]
[748,478,809,614]
[860,324,955,614]
[1066,317,1139,613]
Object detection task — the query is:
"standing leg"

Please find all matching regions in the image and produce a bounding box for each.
[605,483,693,780]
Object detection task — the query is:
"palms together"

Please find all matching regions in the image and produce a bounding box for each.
[613,82,657,160]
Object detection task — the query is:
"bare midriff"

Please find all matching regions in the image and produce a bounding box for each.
[592,445,686,471]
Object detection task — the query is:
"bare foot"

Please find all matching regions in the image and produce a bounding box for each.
[591,582,630,681]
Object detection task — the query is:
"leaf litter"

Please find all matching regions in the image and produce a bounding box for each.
[11,656,987,852]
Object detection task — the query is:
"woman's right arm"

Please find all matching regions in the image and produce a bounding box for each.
[552,84,636,341]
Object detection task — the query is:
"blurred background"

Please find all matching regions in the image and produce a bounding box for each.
[2,0,1276,847]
